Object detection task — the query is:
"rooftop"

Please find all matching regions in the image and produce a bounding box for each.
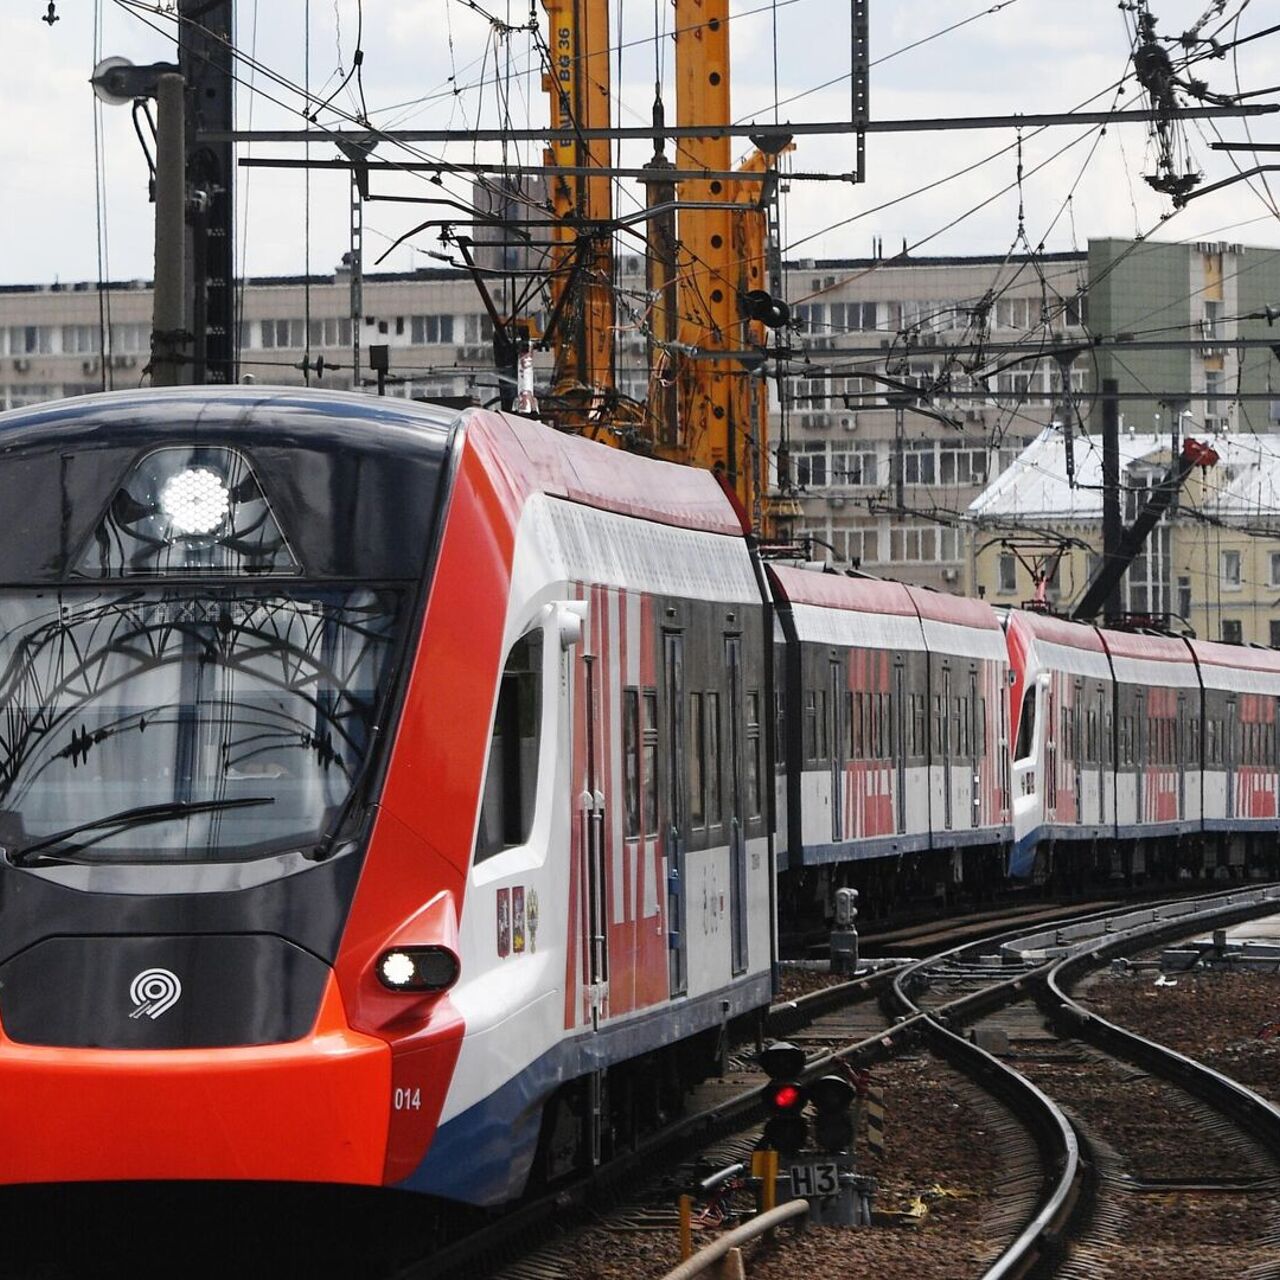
[968,427,1280,525]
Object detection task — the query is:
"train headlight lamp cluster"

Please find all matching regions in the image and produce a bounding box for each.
[159,467,230,537]
[75,444,300,577]
[376,946,460,993]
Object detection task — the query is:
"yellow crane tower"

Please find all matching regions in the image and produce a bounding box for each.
[541,0,779,533]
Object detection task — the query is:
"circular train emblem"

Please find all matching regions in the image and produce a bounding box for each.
[128,968,183,1020]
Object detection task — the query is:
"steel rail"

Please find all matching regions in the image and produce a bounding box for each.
[406,886,1280,1279]
[879,883,1280,1279]
[1043,908,1280,1159]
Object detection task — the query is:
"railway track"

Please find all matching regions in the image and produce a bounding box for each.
[409,882,1280,1280]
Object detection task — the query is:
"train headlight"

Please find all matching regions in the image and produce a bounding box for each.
[160,467,230,537]
[376,946,460,992]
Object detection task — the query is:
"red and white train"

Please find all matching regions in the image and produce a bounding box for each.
[0,387,1271,1210]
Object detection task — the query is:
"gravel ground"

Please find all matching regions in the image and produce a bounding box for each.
[1079,967,1280,1105]
[773,966,852,1001]
[559,1052,1011,1280]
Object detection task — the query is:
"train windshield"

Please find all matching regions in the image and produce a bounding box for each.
[0,586,401,863]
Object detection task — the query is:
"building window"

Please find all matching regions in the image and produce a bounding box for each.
[1269,553,1280,588]
[794,442,828,489]
[474,629,543,862]
[939,441,988,487]
[1206,368,1226,415]
[1222,619,1243,644]
[902,441,936,486]
[1178,576,1192,619]
[307,316,353,348]
[1221,549,1242,590]
[830,447,877,486]
[410,314,455,345]
[889,525,959,563]
[998,553,1017,594]
[832,527,879,567]
[1203,299,1223,341]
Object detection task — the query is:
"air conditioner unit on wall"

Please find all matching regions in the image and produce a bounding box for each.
[941,567,959,583]
[838,413,858,432]
[12,358,30,374]
[1204,415,1229,432]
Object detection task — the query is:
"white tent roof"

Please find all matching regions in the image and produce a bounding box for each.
[968,427,1280,526]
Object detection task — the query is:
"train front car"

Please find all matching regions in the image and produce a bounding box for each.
[0,387,454,1188]
[0,387,774,1207]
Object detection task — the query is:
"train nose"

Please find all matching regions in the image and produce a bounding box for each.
[0,938,391,1186]
[0,933,331,1049]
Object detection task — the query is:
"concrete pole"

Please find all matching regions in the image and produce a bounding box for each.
[151,73,187,387]
[1102,378,1122,623]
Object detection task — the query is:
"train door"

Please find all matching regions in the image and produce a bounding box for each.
[1274,697,1280,816]
[1096,686,1107,824]
[1226,695,1238,822]
[968,666,980,828]
[829,658,843,844]
[1176,692,1187,820]
[941,662,953,830]
[894,659,906,833]
[582,657,609,1028]
[1135,688,1146,823]
[1072,679,1083,821]
[1044,678,1058,825]
[1000,679,1012,822]
[726,635,748,976]
[663,631,687,997]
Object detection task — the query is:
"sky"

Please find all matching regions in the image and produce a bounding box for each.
[1,0,1278,286]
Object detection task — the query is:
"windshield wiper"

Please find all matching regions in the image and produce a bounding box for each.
[7,797,276,866]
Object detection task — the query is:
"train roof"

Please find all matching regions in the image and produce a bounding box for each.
[766,567,917,615]
[1096,628,1194,663]
[1188,638,1280,694]
[464,409,746,536]
[1006,609,1107,651]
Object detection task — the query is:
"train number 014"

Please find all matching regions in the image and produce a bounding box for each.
[393,1087,422,1112]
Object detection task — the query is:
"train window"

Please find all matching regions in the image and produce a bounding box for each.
[624,689,641,839]
[475,629,543,863]
[805,689,818,761]
[979,697,988,757]
[642,691,659,834]
[818,689,829,760]
[775,690,787,770]
[1013,687,1036,762]
[885,693,896,759]
[706,692,722,826]
[689,692,706,827]
[952,697,964,758]
[745,691,762,819]
[933,695,945,756]
[846,691,857,759]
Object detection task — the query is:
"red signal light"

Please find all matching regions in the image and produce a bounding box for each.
[767,1082,805,1112]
